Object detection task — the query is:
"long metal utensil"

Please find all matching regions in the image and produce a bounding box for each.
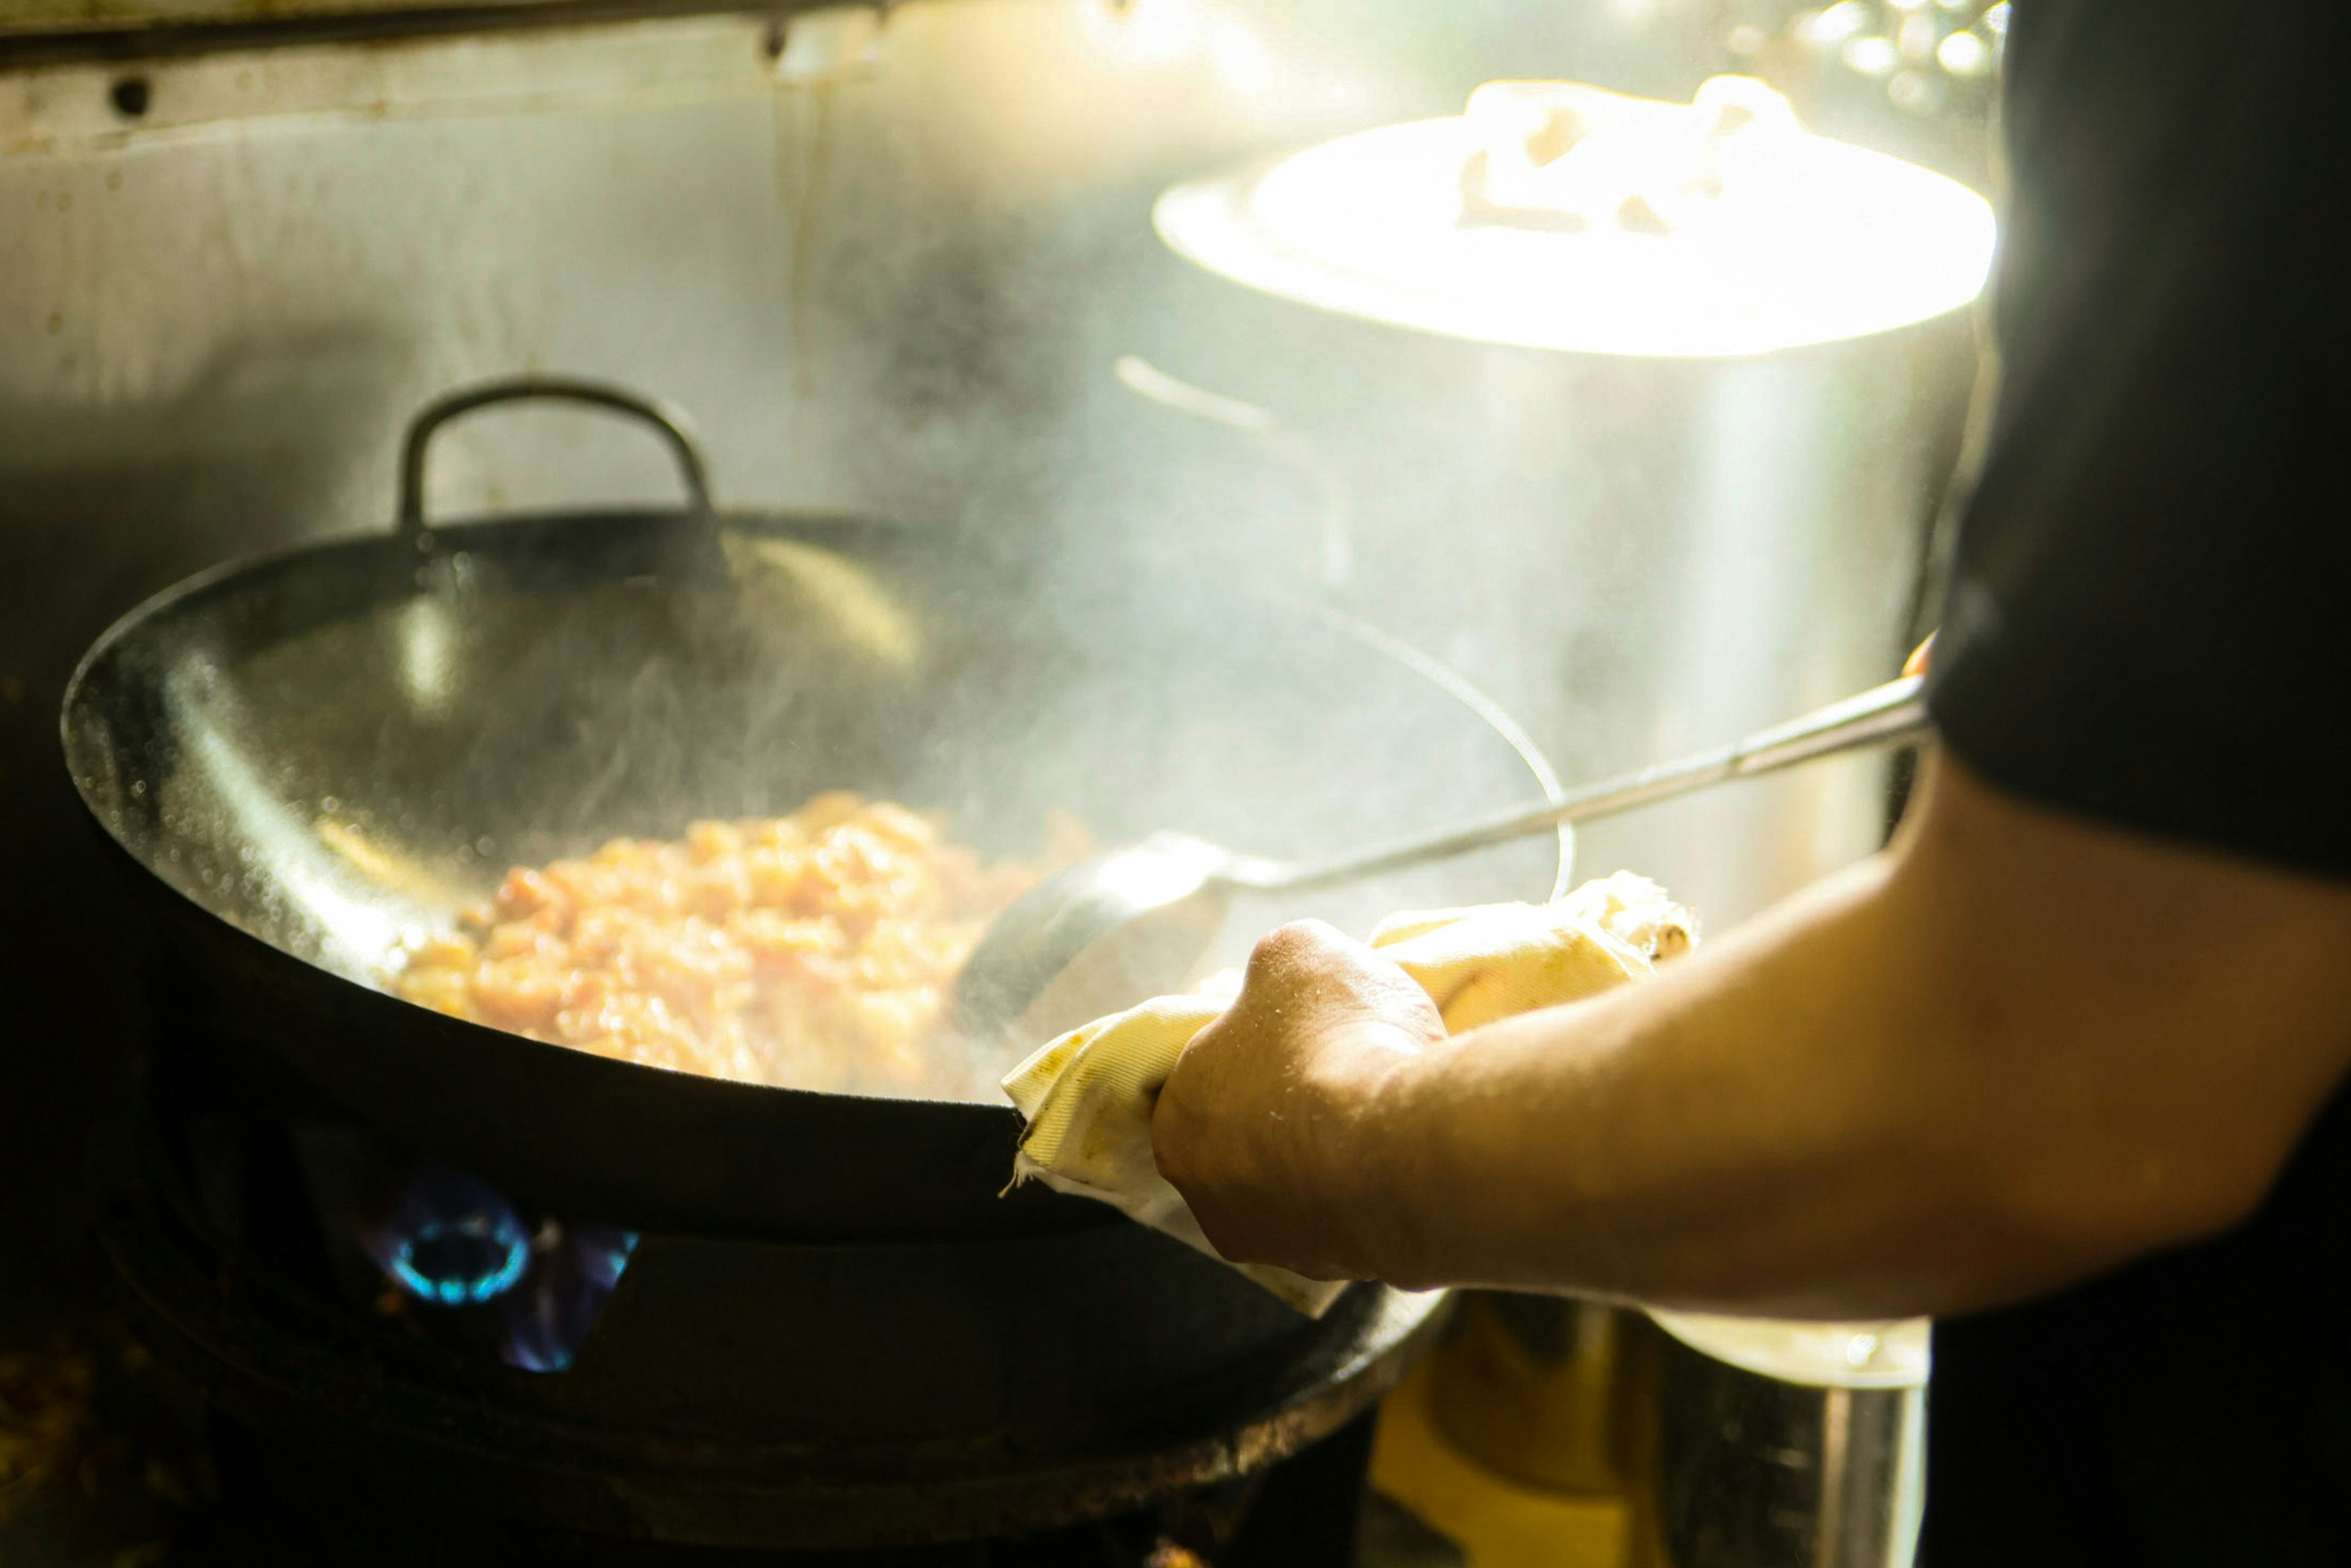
[956,675,1930,1043]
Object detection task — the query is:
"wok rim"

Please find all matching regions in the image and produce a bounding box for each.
[60,501,1569,1131]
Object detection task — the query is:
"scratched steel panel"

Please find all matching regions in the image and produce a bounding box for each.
[1,0,572,37]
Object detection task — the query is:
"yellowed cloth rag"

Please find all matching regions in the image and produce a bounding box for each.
[1000,872,1698,1315]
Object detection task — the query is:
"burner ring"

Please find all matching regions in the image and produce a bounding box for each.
[99,1164,1446,1552]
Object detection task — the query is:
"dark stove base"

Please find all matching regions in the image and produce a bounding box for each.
[103,1165,1438,1556]
[196,1405,1381,1568]
[97,1027,1444,1567]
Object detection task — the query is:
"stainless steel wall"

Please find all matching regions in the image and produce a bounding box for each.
[0,0,1983,1324]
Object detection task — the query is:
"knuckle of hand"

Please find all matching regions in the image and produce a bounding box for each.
[1250,919,1335,972]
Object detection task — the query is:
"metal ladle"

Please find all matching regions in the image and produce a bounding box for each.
[954,674,1930,1046]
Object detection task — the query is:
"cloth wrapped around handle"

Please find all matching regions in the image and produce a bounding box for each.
[1001,872,1698,1315]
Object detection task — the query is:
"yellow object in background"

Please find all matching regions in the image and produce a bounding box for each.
[1370,1356,1633,1568]
[1423,1294,1648,1499]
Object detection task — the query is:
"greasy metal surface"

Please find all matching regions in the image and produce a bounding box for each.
[100,1139,1447,1548]
[0,3,831,67]
[61,380,1563,1242]
[2,0,578,27]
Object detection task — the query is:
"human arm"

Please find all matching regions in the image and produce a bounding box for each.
[1150,752,2351,1319]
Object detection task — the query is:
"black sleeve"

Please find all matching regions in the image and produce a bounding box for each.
[1926,0,2351,880]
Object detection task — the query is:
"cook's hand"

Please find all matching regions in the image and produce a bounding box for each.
[1151,920,1445,1280]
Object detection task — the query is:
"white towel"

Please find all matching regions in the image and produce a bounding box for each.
[1001,872,1697,1315]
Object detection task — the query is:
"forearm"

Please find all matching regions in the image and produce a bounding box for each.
[1340,758,2351,1318]
[1348,852,1982,1315]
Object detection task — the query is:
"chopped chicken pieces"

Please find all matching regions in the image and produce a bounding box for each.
[391,794,1070,1099]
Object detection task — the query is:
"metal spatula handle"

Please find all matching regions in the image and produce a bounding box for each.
[1239,675,1931,893]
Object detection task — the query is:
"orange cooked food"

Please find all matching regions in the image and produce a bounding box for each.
[391,793,1067,1098]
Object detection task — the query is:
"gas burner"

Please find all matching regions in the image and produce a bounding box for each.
[97,982,1441,1564]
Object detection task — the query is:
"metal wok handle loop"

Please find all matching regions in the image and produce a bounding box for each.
[396,375,714,541]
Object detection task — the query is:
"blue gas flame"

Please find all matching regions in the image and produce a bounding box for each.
[357,1163,634,1370]
[498,1223,639,1373]
[367,1166,531,1307]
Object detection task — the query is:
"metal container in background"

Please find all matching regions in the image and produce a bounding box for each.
[1640,1311,1930,1568]
[1098,314,1978,930]
[1137,96,1976,1558]
[1125,77,1992,928]
[1419,1295,1929,1567]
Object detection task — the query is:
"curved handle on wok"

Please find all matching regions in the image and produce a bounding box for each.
[396,375,714,540]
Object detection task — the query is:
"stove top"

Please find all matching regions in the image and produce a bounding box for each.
[54,977,1444,1566]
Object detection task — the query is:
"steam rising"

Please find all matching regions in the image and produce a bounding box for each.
[51,2,1984,1110]
[77,509,1565,1103]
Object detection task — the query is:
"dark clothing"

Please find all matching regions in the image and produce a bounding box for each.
[1925,2,2351,1562]
[1931,1,2351,872]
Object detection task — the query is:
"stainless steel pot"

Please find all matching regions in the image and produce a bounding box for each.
[1112,91,1984,928]
[1641,1311,1930,1568]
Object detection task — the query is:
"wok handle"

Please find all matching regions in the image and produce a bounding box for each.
[396,376,714,539]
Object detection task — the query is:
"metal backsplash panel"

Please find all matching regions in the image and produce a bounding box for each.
[1,0,571,36]
[0,0,1456,1330]
[0,0,1987,1337]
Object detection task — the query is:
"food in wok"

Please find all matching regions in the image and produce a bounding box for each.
[391,793,1082,1100]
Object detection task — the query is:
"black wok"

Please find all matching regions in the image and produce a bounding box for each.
[62,378,1564,1242]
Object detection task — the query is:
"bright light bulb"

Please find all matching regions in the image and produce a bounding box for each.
[1937,29,1991,75]
[1843,35,1900,76]
[1804,2,1871,47]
